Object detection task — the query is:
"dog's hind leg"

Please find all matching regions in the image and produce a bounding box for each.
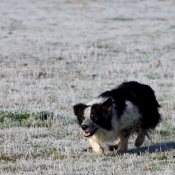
[135,129,147,147]
[88,138,104,156]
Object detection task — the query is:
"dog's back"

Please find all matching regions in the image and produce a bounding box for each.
[99,81,161,130]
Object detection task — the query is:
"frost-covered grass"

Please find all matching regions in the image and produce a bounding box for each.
[0,0,175,174]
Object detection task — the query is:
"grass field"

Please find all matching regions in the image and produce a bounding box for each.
[0,0,175,174]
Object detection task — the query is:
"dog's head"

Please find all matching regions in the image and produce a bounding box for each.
[73,98,113,138]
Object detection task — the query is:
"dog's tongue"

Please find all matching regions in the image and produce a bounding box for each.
[84,132,90,137]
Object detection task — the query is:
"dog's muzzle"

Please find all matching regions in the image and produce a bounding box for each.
[81,124,98,137]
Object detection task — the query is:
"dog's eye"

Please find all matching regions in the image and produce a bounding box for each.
[82,116,85,120]
[90,114,95,119]
[91,114,98,121]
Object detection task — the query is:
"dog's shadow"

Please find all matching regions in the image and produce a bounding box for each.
[126,141,175,155]
[83,141,175,155]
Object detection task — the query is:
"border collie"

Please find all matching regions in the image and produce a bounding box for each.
[73,81,161,156]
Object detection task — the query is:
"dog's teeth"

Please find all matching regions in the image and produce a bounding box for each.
[84,132,90,136]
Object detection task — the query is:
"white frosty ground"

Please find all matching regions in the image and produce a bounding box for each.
[0,0,175,174]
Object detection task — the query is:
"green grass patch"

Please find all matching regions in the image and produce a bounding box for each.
[0,110,55,128]
[0,152,17,163]
[159,130,171,136]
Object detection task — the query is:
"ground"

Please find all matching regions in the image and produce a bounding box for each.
[0,0,175,174]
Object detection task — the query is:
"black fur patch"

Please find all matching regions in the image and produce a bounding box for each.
[90,103,112,130]
[99,81,161,129]
[73,103,88,126]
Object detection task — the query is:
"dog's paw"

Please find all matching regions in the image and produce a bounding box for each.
[135,137,145,147]
[98,147,105,157]
[116,150,125,155]
[111,150,125,156]
[82,147,92,152]
[108,145,118,151]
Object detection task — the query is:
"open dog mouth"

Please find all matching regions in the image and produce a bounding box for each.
[83,128,98,138]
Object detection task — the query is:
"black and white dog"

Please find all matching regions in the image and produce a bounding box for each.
[73,81,161,156]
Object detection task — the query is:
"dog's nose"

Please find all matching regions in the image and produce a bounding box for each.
[81,124,88,130]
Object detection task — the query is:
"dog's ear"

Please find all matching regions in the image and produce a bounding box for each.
[73,103,87,115]
[99,98,113,111]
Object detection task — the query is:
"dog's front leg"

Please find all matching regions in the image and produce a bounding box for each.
[117,129,131,153]
[88,138,104,156]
